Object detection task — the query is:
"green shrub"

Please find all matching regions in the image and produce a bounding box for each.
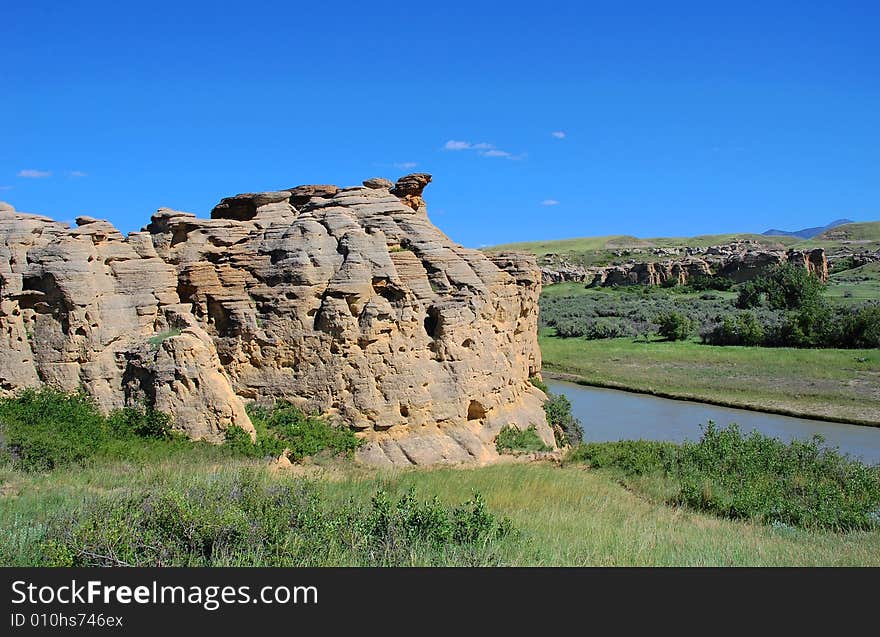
[829,256,858,275]
[835,304,880,348]
[687,274,733,292]
[736,264,825,311]
[673,424,880,531]
[567,440,677,475]
[39,473,513,566]
[655,312,693,341]
[543,393,583,447]
[0,389,225,471]
[529,375,549,393]
[704,312,766,346]
[567,424,880,532]
[0,389,111,471]
[495,424,551,454]
[107,406,175,440]
[233,402,362,460]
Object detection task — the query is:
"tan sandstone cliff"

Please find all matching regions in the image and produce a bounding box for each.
[0,176,552,466]
[540,243,829,287]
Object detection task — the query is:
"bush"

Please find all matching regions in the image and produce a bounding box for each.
[655,312,693,341]
[704,312,766,346]
[543,393,583,447]
[567,424,880,531]
[231,402,362,461]
[495,424,551,454]
[0,389,109,471]
[529,375,549,393]
[552,318,586,338]
[39,472,513,567]
[583,317,630,339]
[0,388,218,471]
[539,285,756,341]
[567,440,677,475]
[687,274,733,292]
[735,264,825,311]
[835,304,880,348]
[107,406,175,440]
[0,389,361,472]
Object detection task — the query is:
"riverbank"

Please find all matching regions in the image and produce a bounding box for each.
[539,334,880,427]
[3,458,879,566]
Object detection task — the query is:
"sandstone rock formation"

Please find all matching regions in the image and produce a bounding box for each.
[0,174,551,466]
[539,244,830,287]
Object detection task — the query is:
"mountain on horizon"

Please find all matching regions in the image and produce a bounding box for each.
[762,219,854,239]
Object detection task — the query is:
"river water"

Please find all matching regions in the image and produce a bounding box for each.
[547,379,880,465]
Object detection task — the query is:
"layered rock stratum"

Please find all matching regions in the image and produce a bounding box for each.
[539,241,830,287]
[0,175,552,465]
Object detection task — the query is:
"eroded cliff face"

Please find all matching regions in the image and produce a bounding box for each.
[540,243,829,287]
[0,176,551,465]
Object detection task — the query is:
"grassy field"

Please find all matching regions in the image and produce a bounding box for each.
[2,458,878,566]
[539,332,880,425]
[826,262,880,305]
[814,221,880,243]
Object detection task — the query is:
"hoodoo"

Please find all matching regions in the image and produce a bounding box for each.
[0,175,552,465]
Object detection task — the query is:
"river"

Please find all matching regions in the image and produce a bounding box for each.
[547,379,880,465]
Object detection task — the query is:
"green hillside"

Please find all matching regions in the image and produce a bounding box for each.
[814,221,880,243]
[486,223,880,267]
[488,232,796,256]
[486,233,797,266]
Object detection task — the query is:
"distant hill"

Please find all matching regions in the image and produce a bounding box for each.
[762,219,854,239]
[814,221,880,243]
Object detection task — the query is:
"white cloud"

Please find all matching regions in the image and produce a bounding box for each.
[551,131,566,139]
[481,149,526,160]
[67,170,88,178]
[541,199,560,206]
[443,140,473,151]
[17,169,52,178]
[394,162,417,170]
[444,139,524,160]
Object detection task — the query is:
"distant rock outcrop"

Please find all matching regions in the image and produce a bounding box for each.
[539,242,829,287]
[0,175,551,466]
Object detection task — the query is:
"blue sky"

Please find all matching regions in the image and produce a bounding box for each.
[2,1,878,247]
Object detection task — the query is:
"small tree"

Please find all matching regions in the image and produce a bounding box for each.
[655,312,693,341]
[544,393,583,447]
[735,264,824,311]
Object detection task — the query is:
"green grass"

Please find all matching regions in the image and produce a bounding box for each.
[815,221,880,243]
[147,329,181,349]
[495,425,551,454]
[541,281,737,301]
[567,428,880,532]
[826,262,880,305]
[539,332,880,425]
[3,458,879,566]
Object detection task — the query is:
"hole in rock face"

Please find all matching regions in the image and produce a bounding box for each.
[423,306,440,338]
[462,338,474,348]
[207,298,232,335]
[372,277,406,303]
[399,405,409,418]
[467,400,486,421]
